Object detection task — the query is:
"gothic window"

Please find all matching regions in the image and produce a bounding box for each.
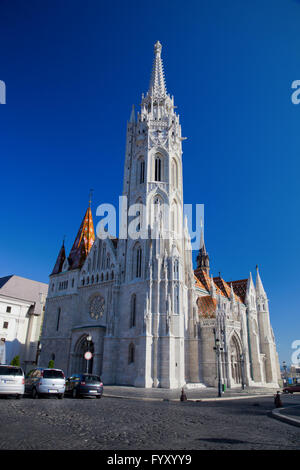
[140,160,145,184]
[130,294,136,328]
[155,155,162,181]
[174,259,179,279]
[135,245,142,278]
[106,272,109,281]
[56,308,61,331]
[72,279,74,288]
[111,271,114,280]
[96,274,99,283]
[101,273,104,282]
[128,343,135,364]
[91,275,94,284]
[89,295,105,320]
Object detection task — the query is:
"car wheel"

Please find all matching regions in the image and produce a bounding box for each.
[58,394,64,399]
[96,395,101,399]
[16,394,23,399]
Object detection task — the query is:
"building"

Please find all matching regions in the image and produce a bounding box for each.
[0,275,48,371]
[40,42,280,389]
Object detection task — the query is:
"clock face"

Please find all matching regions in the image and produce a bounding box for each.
[89,295,105,320]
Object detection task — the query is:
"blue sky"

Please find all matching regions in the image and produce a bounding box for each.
[0,0,299,365]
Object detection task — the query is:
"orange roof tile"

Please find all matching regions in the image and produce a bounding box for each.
[197,296,217,318]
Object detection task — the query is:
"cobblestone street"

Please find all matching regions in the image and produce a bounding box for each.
[0,394,299,450]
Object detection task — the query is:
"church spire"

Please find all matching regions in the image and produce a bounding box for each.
[148,41,167,98]
[255,265,267,298]
[196,222,210,274]
[68,200,95,270]
[50,238,66,275]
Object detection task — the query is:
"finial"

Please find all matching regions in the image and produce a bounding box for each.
[89,188,94,208]
[62,235,66,246]
[154,40,162,55]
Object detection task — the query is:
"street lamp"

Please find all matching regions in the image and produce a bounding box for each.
[85,335,92,374]
[214,338,223,397]
[282,361,287,387]
[240,353,245,390]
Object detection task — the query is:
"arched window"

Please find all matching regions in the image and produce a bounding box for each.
[155,155,162,181]
[106,253,110,269]
[111,271,114,280]
[174,285,179,314]
[130,294,136,328]
[128,343,135,364]
[101,273,104,282]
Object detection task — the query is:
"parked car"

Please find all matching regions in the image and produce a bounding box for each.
[65,374,103,398]
[282,384,300,394]
[0,365,25,398]
[25,367,65,399]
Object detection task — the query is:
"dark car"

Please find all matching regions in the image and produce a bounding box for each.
[282,384,300,394]
[65,374,103,398]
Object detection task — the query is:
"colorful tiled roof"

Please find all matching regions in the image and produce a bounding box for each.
[227,279,248,303]
[68,206,95,270]
[197,296,217,318]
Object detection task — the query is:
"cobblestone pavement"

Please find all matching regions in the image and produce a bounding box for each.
[0,394,299,450]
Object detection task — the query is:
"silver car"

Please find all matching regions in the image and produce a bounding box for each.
[25,368,65,399]
[0,365,25,398]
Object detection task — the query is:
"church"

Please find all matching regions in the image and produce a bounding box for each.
[40,42,280,389]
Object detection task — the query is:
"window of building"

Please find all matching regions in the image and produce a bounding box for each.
[140,160,145,184]
[6,306,11,313]
[3,322,8,329]
[135,246,142,278]
[56,308,61,331]
[130,295,136,328]
[128,343,135,364]
[155,155,162,181]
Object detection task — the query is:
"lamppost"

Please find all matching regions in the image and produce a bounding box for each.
[85,335,92,374]
[214,338,223,397]
[282,361,287,387]
[240,353,245,390]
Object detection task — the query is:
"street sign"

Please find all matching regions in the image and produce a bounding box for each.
[84,351,93,360]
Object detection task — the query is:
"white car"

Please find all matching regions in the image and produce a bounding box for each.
[25,368,65,398]
[0,365,25,398]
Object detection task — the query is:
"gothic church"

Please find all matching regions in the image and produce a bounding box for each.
[40,42,280,389]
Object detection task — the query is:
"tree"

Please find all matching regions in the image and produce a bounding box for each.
[10,355,20,366]
[48,360,54,368]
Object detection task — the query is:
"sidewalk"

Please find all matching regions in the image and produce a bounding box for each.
[103,385,278,402]
[272,404,300,428]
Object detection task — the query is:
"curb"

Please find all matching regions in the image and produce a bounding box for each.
[103,393,274,403]
[271,405,300,428]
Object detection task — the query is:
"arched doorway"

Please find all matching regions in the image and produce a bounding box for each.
[73,335,95,374]
[229,335,242,384]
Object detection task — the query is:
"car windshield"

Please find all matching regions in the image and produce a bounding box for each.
[83,375,101,383]
[0,366,23,376]
[43,370,64,379]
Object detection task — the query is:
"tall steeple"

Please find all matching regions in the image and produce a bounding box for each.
[148,41,167,98]
[68,201,95,270]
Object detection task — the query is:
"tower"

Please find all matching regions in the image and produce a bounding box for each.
[115,41,194,388]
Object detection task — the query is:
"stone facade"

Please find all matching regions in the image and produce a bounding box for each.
[40,42,280,389]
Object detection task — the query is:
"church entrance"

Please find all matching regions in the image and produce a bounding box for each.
[73,335,95,374]
[229,335,242,385]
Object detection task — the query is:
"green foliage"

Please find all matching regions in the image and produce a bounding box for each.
[10,355,20,366]
[48,359,55,368]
